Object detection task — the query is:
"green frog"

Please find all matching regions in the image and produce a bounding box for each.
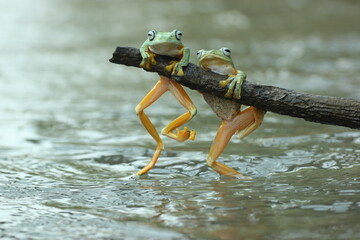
[197,47,265,178]
[133,30,197,177]
[140,29,190,76]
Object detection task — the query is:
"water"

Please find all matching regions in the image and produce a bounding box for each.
[1,0,360,239]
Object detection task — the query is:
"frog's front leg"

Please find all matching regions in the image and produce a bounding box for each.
[165,47,190,77]
[161,78,197,142]
[139,44,157,70]
[219,70,246,99]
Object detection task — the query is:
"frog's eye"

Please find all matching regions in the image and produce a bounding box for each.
[175,30,182,40]
[148,30,156,41]
[221,47,231,56]
[196,50,202,58]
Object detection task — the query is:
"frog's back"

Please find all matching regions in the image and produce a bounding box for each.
[202,93,241,121]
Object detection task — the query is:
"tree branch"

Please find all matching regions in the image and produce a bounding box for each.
[109,47,360,130]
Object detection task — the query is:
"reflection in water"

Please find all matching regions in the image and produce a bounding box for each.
[1,0,360,239]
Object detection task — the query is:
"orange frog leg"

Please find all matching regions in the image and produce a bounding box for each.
[161,78,197,142]
[236,107,265,139]
[134,76,196,176]
[207,107,265,178]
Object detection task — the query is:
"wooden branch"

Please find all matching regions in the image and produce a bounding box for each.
[109,47,360,130]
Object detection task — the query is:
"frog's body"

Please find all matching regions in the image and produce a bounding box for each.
[197,48,265,178]
[199,51,241,121]
[132,30,196,177]
[203,94,240,120]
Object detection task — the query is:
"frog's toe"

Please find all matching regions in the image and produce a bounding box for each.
[175,66,185,76]
[225,83,236,98]
[165,60,177,73]
[222,75,245,99]
[121,173,140,180]
[189,129,196,140]
[219,79,230,88]
[174,127,196,142]
[233,82,242,99]
[224,89,234,98]
[140,59,151,70]
[139,59,147,68]
[170,62,185,76]
[140,52,157,70]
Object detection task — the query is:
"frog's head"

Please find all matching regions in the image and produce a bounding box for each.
[196,48,236,75]
[146,29,184,57]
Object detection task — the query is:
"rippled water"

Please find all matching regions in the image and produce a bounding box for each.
[1,0,360,239]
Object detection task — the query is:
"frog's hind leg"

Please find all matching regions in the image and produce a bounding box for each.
[207,108,262,179]
[133,76,197,176]
[134,77,169,176]
[236,107,265,139]
[161,78,197,142]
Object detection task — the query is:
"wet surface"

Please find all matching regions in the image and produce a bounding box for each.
[1,0,360,239]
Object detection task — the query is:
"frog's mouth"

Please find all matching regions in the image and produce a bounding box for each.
[199,55,236,75]
[149,43,182,58]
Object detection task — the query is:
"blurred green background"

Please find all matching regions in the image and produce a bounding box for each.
[0,0,359,239]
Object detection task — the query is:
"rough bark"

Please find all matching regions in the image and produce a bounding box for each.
[109,47,360,130]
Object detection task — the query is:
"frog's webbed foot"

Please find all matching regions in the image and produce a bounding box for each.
[165,60,185,76]
[211,161,252,179]
[161,78,197,142]
[175,127,196,142]
[140,51,157,70]
[163,126,196,142]
[206,118,252,179]
[219,71,246,99]
[120,173,140,180]
[164,60,178,74]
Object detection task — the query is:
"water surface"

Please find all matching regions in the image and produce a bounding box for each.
[1,0,359,239]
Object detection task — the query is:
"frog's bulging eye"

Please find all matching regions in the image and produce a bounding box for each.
[196,50,202,58]
[175,30,182,40]
[222,47,231,56]
[148,30,156,41]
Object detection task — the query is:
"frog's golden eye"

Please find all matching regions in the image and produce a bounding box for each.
[221,47,231,56]
[175,30,182,40]
[148,30,156,41]
[196,50,202,59]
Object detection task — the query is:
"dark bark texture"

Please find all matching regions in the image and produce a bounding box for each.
[110,47,360,130]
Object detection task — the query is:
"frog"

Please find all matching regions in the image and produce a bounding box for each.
[140,29,190,76]
[132,29,197,177]
[196,47,265,178]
